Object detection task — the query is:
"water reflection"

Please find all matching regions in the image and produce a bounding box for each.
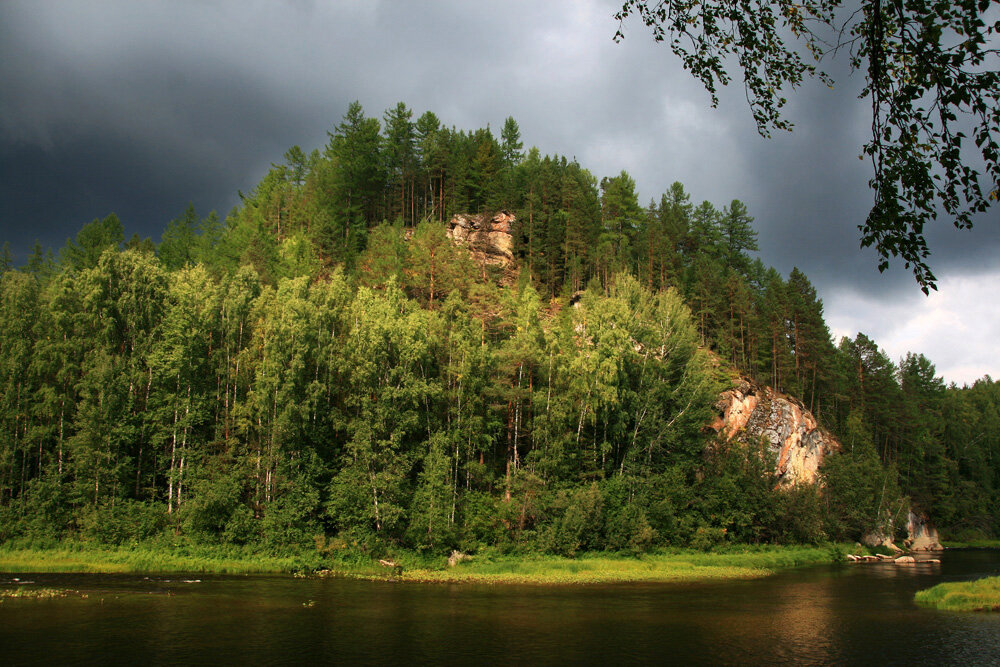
[861,559,943,579]
[1,551,998,666]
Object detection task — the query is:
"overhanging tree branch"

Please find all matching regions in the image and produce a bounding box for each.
[615,0,1000,292]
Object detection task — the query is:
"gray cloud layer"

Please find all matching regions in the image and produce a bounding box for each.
[1,0,996,382]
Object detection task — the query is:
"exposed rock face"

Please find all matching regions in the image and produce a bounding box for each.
[712,380,946,551]
[859,512,942,552]
[447,211,515,270]
[711,379,840,486]
[906,511,943,551]
[862,529,901,551]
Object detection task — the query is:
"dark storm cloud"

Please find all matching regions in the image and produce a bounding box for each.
[0,0,995,381]
[0,63,311,248]
[0,0,705,259]
[0,0,357,254]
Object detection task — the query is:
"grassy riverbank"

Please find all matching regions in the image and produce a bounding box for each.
[383,545,845,584]
[0,542,849,584]
[915,576,1000,612]
[0,544,317,575]
[941,540,1000,549]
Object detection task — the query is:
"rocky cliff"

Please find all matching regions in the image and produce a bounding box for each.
[711,379,840,486]
[446,211,515,273]
[711,379,945,549]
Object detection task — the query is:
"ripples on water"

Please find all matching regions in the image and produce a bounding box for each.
[2,550,999,666]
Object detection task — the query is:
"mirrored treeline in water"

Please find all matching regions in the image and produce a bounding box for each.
[2,550,999,666]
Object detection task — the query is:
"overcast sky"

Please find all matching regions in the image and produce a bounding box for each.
[1,0,997,385]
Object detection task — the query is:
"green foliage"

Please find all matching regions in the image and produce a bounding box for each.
[774,484,827,544]
[0,474,69,542]
[694,439,781,544]
[358,222,407,289]
[602,477,657,553]
[615,0,1000,291]
[181,463,248,540]
[158,203,201,270]
[322,100,384,262]
[1,99,996,560]
[60,214,123,271]
[0,242,12,275]
[260,459,323,550]
[77,500,167,546]
[554,483,604,556]
[407,432,457,553]
[690,526,728,551]
[500,116,524,167]
[458,491,506,551]
[820,411,906,541]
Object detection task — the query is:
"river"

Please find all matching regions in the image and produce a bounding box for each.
[2,549,998,665]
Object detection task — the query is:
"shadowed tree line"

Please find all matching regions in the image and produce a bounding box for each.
[0,102,996,556]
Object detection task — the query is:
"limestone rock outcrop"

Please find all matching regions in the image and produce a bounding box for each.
[711,380,946,550]
[711,379,840,486]
[906,511,943,551]
[446,211,515,271]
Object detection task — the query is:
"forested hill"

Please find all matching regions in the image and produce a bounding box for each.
[1,101,998,555]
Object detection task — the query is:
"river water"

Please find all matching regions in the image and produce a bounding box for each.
[2,549,998,666]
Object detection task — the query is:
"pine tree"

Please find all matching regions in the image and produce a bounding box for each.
[0,242,12,275]
[323,101,384,261]
[599,171,643,280]
[60,214,124,271]
[687,201,723,260]
[719,199,758,274]
[415,111,444,221]
[785,268,836,413]
[500,117,524,167]
[158,204,200,270]
[383,102,417,224]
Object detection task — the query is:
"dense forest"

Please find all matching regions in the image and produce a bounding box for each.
[1,101,998,557]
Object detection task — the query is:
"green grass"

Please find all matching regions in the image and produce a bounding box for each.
[941,540,1000,549]
[368,544,847,585]
[915,576,1000,612]
[0,541,847,584]
[0,544,310,575]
